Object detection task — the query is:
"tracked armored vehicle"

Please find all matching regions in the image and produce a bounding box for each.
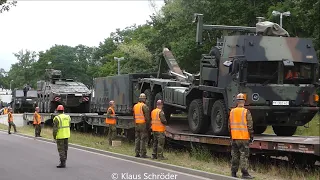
[137,14,319,136]
[11,89,37,113]
[37,69,91,113]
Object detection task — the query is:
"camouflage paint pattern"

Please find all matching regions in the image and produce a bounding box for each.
[37,69,91,113]
[217,35,319,126]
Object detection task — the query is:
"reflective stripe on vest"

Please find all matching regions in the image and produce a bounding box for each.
[105,107,116,125]
[33,112,41,125]
[55,114,71,139]
[8,112,13,122]
[133,102,146,124]
[229,107,250,140]
[151,108,165,132]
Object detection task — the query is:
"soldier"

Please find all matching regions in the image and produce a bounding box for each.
[106,100,117,146]
[151,100,167,160]
[52,105,71,168]
[133,93,150,158]
[33,107,42,137]
[7,107,17,134]
[229,93,254,179]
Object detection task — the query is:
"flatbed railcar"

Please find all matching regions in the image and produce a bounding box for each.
[23,112,320,166]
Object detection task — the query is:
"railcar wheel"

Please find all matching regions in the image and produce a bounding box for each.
[188,99,209,134]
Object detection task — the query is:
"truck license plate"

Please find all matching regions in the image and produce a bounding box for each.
[272,101,289,106]
[75,94,82,96]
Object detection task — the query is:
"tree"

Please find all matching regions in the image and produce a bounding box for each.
[0,0,17,13]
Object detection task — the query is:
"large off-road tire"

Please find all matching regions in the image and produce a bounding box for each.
[144,89,153,111]
[210,100,229,136]
[272,126,297,136]
[154,92,172,122]
[254,125,267,134]
[188,99,209,134]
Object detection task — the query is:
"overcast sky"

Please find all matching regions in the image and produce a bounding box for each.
[0,0,164,71]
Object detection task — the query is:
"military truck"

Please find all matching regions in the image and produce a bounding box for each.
[37,69,91,113]
[136,14,319,136]
[11,89,37,113]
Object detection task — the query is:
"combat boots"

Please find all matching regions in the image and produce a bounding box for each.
[140,153,150,158]
[152,154,157,159]
[231,172,238,178]
[56,160,66,168]
[241,170,253,179]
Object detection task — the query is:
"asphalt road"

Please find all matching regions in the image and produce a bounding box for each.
[0,132,214,180]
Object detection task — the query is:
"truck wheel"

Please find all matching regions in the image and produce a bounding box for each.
[272,126,297,136]
[254,125,267,134]
[144,89,154,111]
[188,99,209,134]
[211,100,228,136]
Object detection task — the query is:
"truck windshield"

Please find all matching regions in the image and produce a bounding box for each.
[246,62,278,84]
[27,91,37,97]
[283,63,313,84]
[15,90,24,97]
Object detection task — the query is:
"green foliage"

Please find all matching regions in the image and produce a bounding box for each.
[1,0,319,90]
[0,0,17,13]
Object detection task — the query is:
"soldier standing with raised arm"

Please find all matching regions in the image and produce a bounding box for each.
[229,93,254,179]
[133,93,150,158]
[106,100,117,146]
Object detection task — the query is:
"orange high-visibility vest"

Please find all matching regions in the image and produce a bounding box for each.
[8,112,13,122]
[133,102,146,124]
[3,108,8,114]
[33,112,41,125]
[229,107,250,140]
[105,107,116,125]
[151,108,165,132]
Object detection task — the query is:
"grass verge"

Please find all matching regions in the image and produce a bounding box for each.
[0,124,319,180]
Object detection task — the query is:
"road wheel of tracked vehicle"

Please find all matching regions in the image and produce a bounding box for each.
[188,99,209,134]
[211,100,228,136]
[49,102,56,113]
[144,89,154,111]
[272,126,297,136]
[254,125,267,134]
[154,92,172,122]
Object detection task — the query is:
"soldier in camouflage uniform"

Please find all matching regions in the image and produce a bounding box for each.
[53,105,71,168]
[151,100,167,160]
[7,107,17,134]
[106,100,117,146]
[133,93,150,158]
[33,107,42,137]
[229,93,254,179]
